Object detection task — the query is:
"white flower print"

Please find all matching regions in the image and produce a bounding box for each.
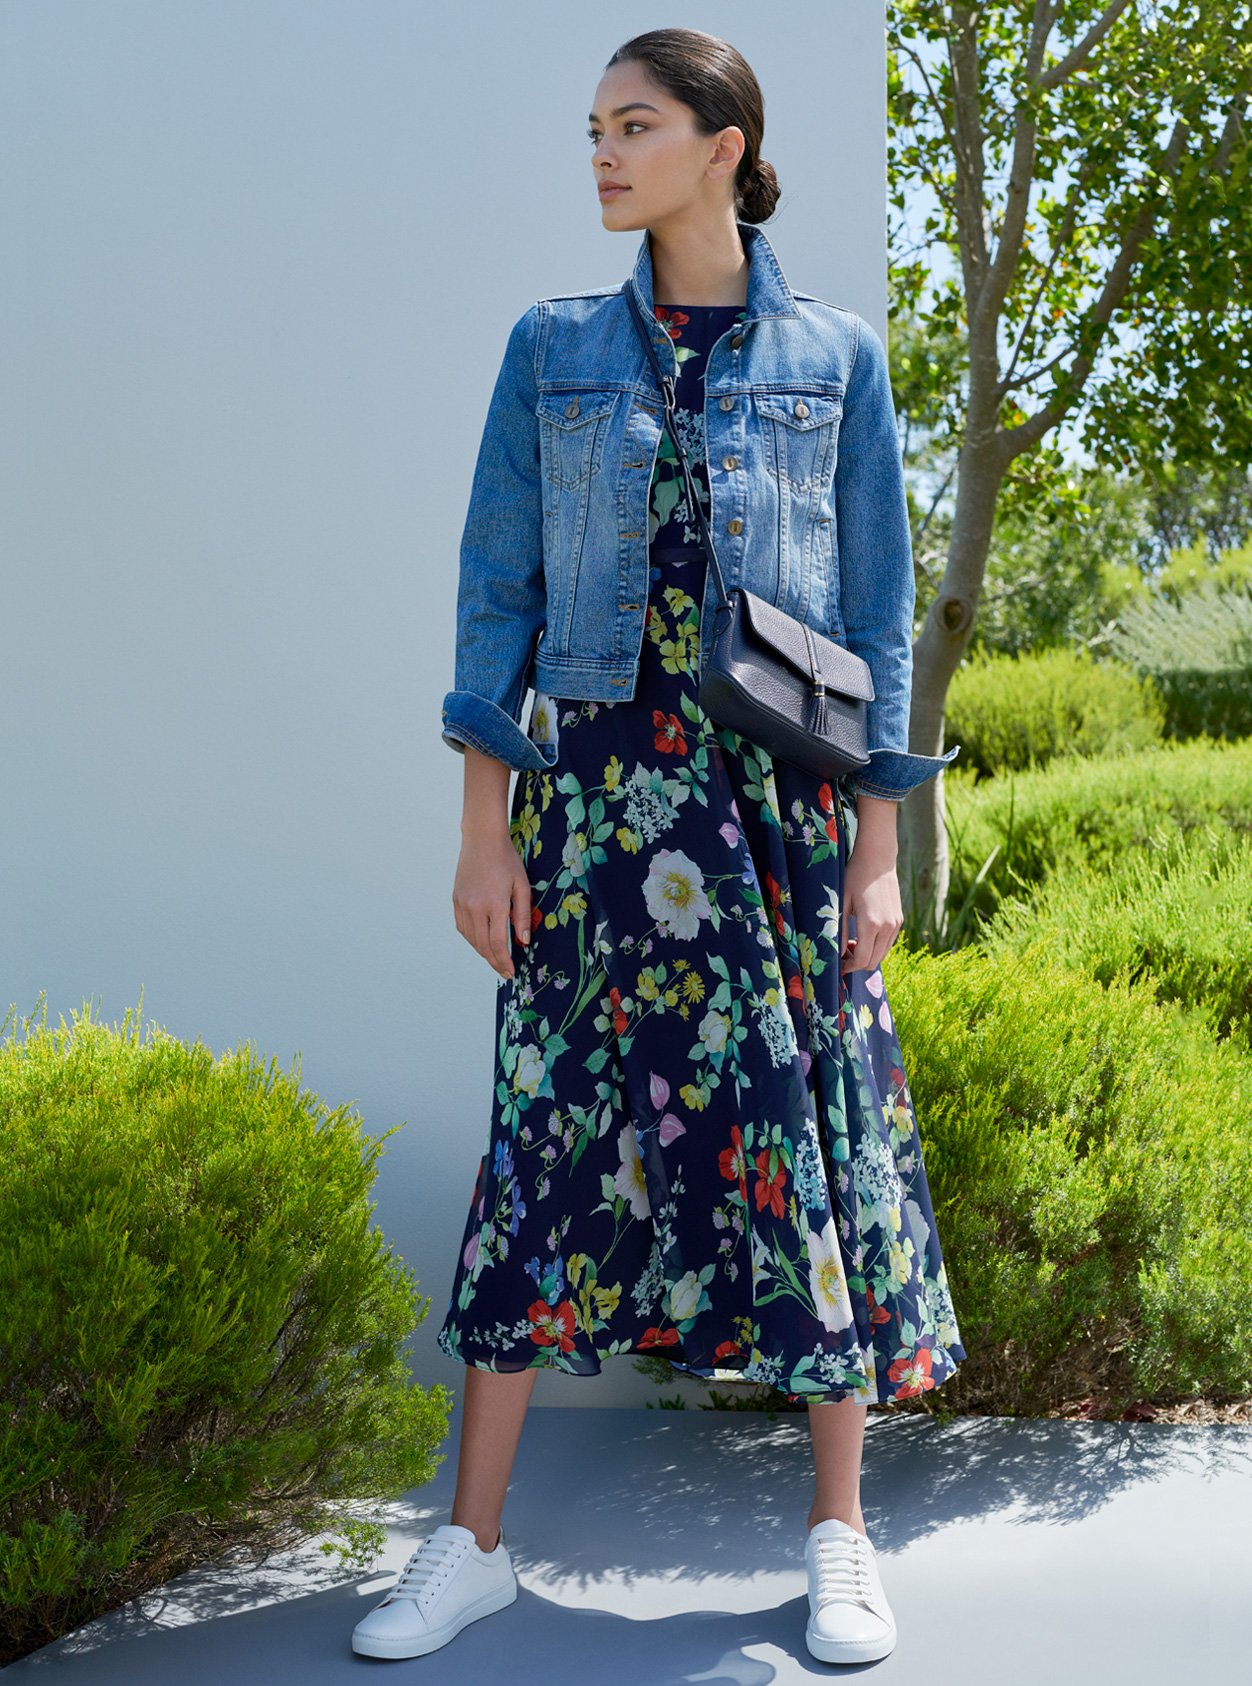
[643,847,712,939]
[612,1121,652,1220]
[807,1215,856,1334]
[513,1044,546,1100]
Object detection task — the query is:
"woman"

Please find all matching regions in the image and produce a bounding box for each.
[353,27,965,1670]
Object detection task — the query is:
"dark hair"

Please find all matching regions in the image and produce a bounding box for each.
[604,28,781,224]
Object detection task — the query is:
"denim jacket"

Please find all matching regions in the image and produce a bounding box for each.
[440,220,960,801]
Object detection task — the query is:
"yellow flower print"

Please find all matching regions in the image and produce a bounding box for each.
[593,1283,621,1317]
[888,1237,916,1287]
[605,755,623,791]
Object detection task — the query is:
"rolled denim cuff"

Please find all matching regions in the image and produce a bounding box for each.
[441,690,558,775]
[844,742,961,802]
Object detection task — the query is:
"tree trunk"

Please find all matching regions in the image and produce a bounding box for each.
[899,432,1008,937]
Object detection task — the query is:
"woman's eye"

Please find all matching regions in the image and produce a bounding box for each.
[586,123,645,141]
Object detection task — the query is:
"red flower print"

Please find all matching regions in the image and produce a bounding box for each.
[640,1324,681,1349]
[818,782,835,814]
[608,985,629,1037]
[753,1148,787,1218]
[531,905,543,936]
[864,1287,893,1329]
[652,709,688,754]
[718,1124,748,1203]
[825,813,840,844]
[786,970,805,1000]
[887,1346,936,1398]
[653,305,691,341]
[528,1299,578,1352]
[713,1340,744,1361]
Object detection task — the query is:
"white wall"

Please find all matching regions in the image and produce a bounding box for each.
[0,1,889,1407]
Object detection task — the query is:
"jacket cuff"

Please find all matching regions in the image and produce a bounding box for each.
[844,743,961,801]
[441,690,557,775]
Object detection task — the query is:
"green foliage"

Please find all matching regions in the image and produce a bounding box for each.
[944,646,1165,779]
[881,939,1252,1415]
[888,1,1252,475]
[940,737,1252,940]
[1107,577,1252,740]
[0,997,450,1667]
[982,823,1252,1049]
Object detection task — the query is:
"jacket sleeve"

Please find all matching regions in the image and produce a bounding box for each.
[440,301,558,775]
[834,314,960,802]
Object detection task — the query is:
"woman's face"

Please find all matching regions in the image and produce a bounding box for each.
[587,60,743,230]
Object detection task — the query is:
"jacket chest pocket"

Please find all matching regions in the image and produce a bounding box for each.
[536,390,620,490]
[755,392,844,491]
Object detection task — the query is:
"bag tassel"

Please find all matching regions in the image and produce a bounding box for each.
[811,681,829,738]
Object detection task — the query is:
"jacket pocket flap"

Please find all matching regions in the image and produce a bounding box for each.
[734,587,875,701]
[536,390,622,429]
[753,391,844,430]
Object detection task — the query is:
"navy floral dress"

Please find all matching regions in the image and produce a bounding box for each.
[437,302,966,1404]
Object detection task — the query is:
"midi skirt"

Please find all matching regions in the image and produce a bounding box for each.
[437,545,966,1405]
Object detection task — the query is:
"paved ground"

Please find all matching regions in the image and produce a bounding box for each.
[11,1406,1250,1682]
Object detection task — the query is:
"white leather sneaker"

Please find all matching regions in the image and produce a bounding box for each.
[804,1516,898,1664]
[350,1521,517,1659]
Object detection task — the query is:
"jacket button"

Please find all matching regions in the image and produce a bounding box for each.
[722,454,738,470]
[610,677,628,686]
[794,400,809,419]
[719,395,734,410]
[727,518,743,535]
[565,397,580,418]
[731,334,744,349]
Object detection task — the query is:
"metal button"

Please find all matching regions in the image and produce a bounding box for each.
[565,397,580,418]
[610,677,628,686]
[731,334,744,349]
[794,400,809,419]
[727,518,743,535]
[722,454,738,470]
[719,395,734,411]
[622,602,641,611]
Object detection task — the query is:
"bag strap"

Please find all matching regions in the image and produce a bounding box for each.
[624,287,732,610]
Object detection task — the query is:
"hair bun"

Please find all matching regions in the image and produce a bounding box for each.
[739,156,780,224]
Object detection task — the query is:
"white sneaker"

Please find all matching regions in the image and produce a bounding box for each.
[804,1516,897,1664]
[350,1521,517,1659]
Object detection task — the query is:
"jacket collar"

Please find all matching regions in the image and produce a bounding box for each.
[625,219,801,323]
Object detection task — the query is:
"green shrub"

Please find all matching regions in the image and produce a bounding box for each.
[980,823,1252,1049]
[0,997,449,1668]
[1107,576,1252,741]
[942,737,1252,942]
[879,938,1252,1417]
[944,645,1165,780]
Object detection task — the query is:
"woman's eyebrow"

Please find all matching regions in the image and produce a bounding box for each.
[587,102,662,122]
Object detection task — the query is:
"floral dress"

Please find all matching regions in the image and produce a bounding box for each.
[436,302,966,1405]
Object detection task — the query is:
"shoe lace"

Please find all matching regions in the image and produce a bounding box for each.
[381,1535,469,1606]
[813,1532,875,1609]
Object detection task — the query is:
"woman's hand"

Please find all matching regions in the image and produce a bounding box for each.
[453,825,532,980]
[841,794,903,976]
[453,745,532,980]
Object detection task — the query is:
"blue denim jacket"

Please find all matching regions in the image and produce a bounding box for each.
[440,220,960,801]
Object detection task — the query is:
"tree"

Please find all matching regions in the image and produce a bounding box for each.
[887,0,1252,929]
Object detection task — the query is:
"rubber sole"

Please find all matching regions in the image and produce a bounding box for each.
[351,1576,518,1659]
[804,1616,898,1664]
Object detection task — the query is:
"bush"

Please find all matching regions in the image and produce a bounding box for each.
[943,645,1165,780]
[1106,576,1252,741]
[942,737,1252,941]
[980,823,1252,1049]
[879,938,1252,1418]
[0,997,449,1668]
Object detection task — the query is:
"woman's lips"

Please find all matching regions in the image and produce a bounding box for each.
[599,185,629,199]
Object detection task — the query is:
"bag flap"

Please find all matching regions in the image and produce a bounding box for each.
[734,587,875,702]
